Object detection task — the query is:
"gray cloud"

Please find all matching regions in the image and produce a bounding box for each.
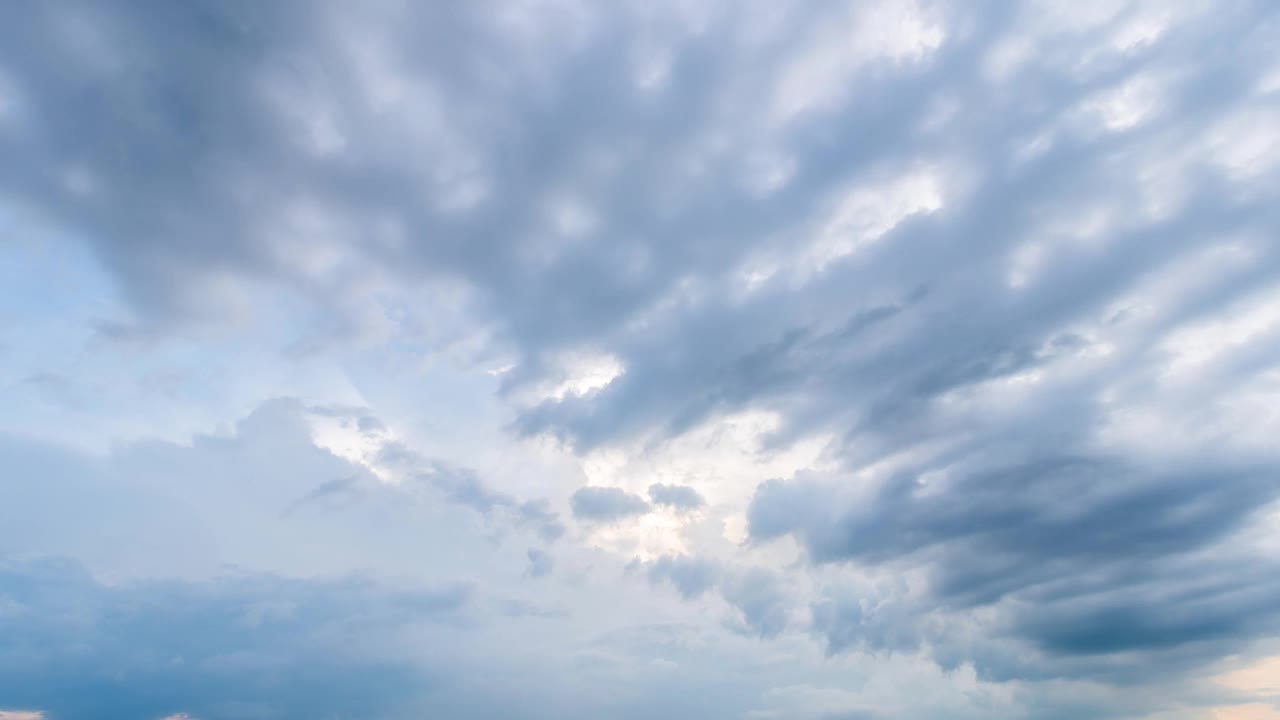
[647,483,706,511]
[0,398,565,588]
[372,438,566,544]
[6,0,1269,409]
[810,583,927,658]
[2,0,1280,715]
[282,475,364,516]
[527,548,554,578]
[570,486,651,523]
[645,554,719,600]
[721,567,790,639]
[516,499,568,544]
[0,556,469,720]
[755,456,1280,680]
[428,462,521,516]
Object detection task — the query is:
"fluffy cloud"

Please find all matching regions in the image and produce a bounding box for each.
[2,0,1279,717]
[648,482,707,511]
[570,486,652,522]
[645,554,720,599]
[722,568,791,639]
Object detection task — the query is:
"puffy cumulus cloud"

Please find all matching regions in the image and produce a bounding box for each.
[570,486,652,523]
[2,0,1280,718]
[722,567,792,639]
[643,554,720,600]
[648,482,707,511]
[810,579,931,658]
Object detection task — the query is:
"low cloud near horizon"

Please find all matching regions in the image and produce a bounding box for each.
[2,1,1279,718]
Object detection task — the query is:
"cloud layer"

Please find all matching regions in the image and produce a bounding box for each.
[2,0,1280,718]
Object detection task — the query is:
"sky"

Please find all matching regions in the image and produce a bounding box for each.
[1,0,1279,718]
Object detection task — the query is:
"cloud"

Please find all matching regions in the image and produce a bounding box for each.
[354,417,566,543]
[527,548,554,578]
[428,463,517,515]
[0,556,468,720]
[2,0,1280,717]
[647,483,706,511]
[282,475,364,516]
[645,554,719,600]
[722,567,790,639]
[810,582,926,657]
[570,486,651,523]
[753,456,1280,680]
[0,398,560,583]
[517,499,569,543]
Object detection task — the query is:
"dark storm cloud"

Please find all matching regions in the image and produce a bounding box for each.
[648,483,706,511]
[570,486,650,522]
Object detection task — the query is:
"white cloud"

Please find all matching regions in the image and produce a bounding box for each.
[771,0,943,123]
[1083,73,1168,132]
[805,166,946,273]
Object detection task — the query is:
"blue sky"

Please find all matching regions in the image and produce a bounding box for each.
[2,1,1280,718]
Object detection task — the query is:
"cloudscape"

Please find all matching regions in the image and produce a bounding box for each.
[2,1,1279,718]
